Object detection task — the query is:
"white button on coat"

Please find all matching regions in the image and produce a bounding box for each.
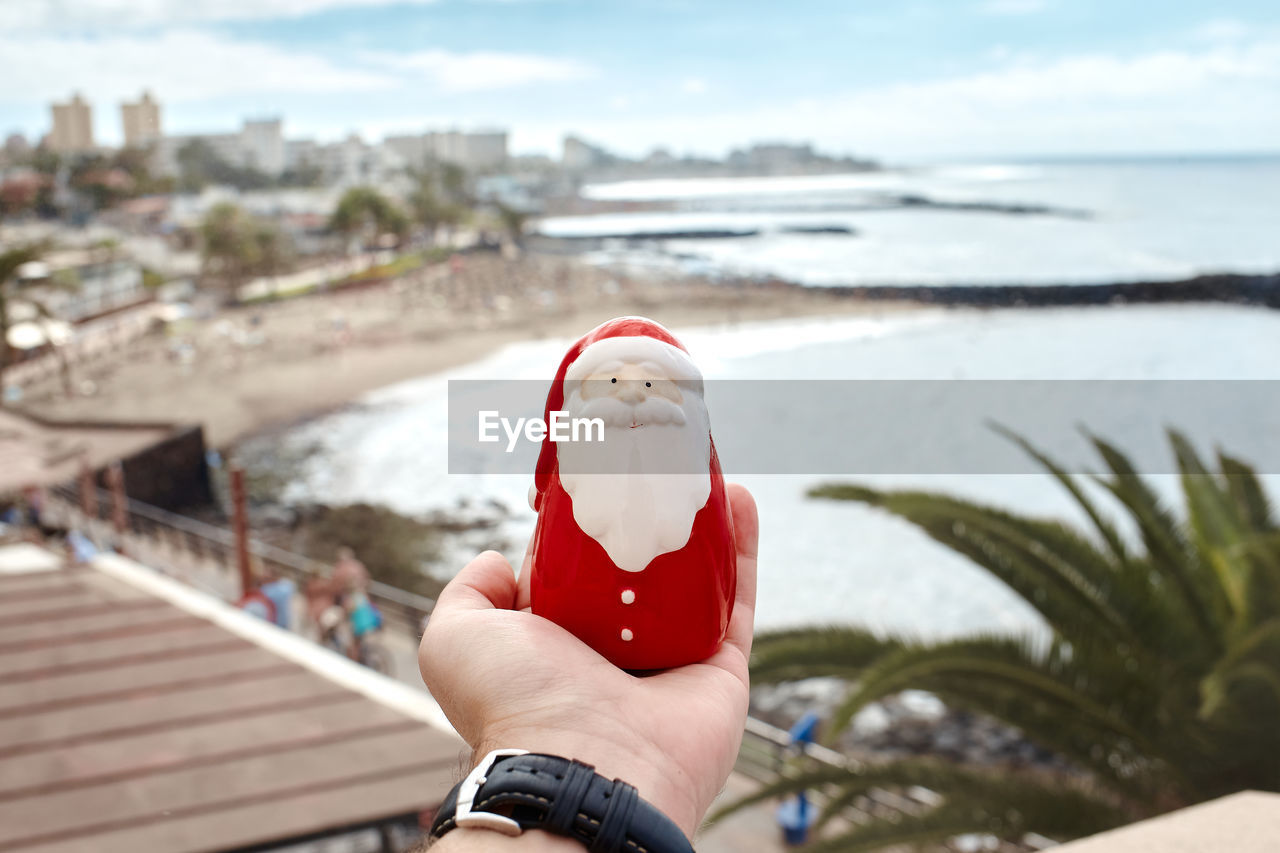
[620,628,634,642]
[620,589,636,605]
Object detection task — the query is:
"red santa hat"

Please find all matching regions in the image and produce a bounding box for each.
[532,317,700,505]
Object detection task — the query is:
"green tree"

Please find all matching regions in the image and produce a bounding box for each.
[329,187,409,248]
[720,431,1280,850]
[177,140,271,193]
[406,162,472,244]
[199,203,290,304]
[111,145,173,196]
[494,201,530,247]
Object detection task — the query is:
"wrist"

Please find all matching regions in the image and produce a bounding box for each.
[472,729,701,840]
[431,829,582,851]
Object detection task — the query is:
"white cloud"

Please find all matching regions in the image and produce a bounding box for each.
[0,30,393,104]
[510,38,1280,158]
[1192,18,1252,43]
[365,50,594,93]
[681,77,709,95]
[976,0,1049,16]
[0,31,592,114]
[0,0,439,32]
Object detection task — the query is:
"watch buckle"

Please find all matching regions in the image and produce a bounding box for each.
[455,748,530,836]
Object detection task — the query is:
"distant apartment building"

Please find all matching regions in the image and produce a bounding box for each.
[284,139,320,173]
[562,135,611,171]
[728,142,818,173]
[156,118,286,177]
[312,134,406,187]
[240,119,285,175]
[460,130,508,170]
[120,91,162,147]
[384,128,508,171]
[48,93,95,154]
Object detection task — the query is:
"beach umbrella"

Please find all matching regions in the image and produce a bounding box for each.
[5,319,71,350]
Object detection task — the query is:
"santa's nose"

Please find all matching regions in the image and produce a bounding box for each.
[614,380,649,404]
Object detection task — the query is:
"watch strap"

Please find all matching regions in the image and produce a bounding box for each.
[429,752,694,852]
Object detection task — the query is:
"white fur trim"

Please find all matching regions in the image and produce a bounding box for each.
[564,335,702,387]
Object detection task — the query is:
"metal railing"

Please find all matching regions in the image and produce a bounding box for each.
[46,485,436,637]
[736,715,941,830]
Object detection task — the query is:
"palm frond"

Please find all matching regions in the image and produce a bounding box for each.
[1170,431,1251,627]
[809,483,1159,655]
[743,431,1280,850]
[817,634,1186,798]
[1088,433,1227,652]
[992,424,1130,564]
[1218,452,1274,532]
[751,626,902,684]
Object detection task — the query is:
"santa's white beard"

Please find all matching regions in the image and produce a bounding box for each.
[558,390,712,572]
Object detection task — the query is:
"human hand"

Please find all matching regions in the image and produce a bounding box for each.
[418,483,758,840]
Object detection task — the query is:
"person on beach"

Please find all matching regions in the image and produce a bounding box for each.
[416,485,758,851]
[331,546,370,605]
[307,546,370,650]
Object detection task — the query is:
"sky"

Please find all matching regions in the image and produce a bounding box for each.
[1,0,1278,161]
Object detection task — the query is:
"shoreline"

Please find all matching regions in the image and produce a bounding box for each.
[18,254,918,449]
[18,253,1278,451]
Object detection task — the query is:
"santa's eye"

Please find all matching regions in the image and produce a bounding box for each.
[645,382,652,387]
[611,377,617,383]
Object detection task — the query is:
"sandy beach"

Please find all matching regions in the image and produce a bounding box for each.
[19,253,914,448]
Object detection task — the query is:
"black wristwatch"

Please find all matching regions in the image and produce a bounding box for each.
[428,750,695,852]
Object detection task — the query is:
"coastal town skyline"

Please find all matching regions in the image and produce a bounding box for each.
[0,1,1277,160]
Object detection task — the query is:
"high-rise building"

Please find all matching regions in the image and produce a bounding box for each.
[562,135,610,171]
[120,91,162,147]
[240,118,285,176]
[460,130,508,170]
[384,128,508,171]
[49,93,94,154]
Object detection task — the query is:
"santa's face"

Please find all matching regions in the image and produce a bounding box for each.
[557,357,712,572]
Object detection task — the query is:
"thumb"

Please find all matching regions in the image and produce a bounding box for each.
[435,550,519,613]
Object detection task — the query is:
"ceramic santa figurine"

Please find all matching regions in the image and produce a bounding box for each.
[528,317,736,670]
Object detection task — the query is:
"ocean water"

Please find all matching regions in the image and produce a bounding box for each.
[264,303,1280,640]
[538,158,1280,287]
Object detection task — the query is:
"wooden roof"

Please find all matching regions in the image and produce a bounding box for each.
[0,409,172,494]
[0,547,464,853]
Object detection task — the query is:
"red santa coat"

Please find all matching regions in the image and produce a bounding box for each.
[528,317,737,670]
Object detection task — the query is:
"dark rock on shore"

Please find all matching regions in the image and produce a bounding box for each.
[779,224,857,235]
[824,272,1280,310]
[751,680,1070,772]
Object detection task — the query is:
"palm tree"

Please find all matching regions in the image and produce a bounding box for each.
[200,203,260,304]
[494,201,530,249]
[720,430,1280,850]
[200,203,292,304]
[329,187,409,250]
[407,165,469,246]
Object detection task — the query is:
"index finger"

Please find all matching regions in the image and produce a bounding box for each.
[722,483,758,659]
[434,550,519,614]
